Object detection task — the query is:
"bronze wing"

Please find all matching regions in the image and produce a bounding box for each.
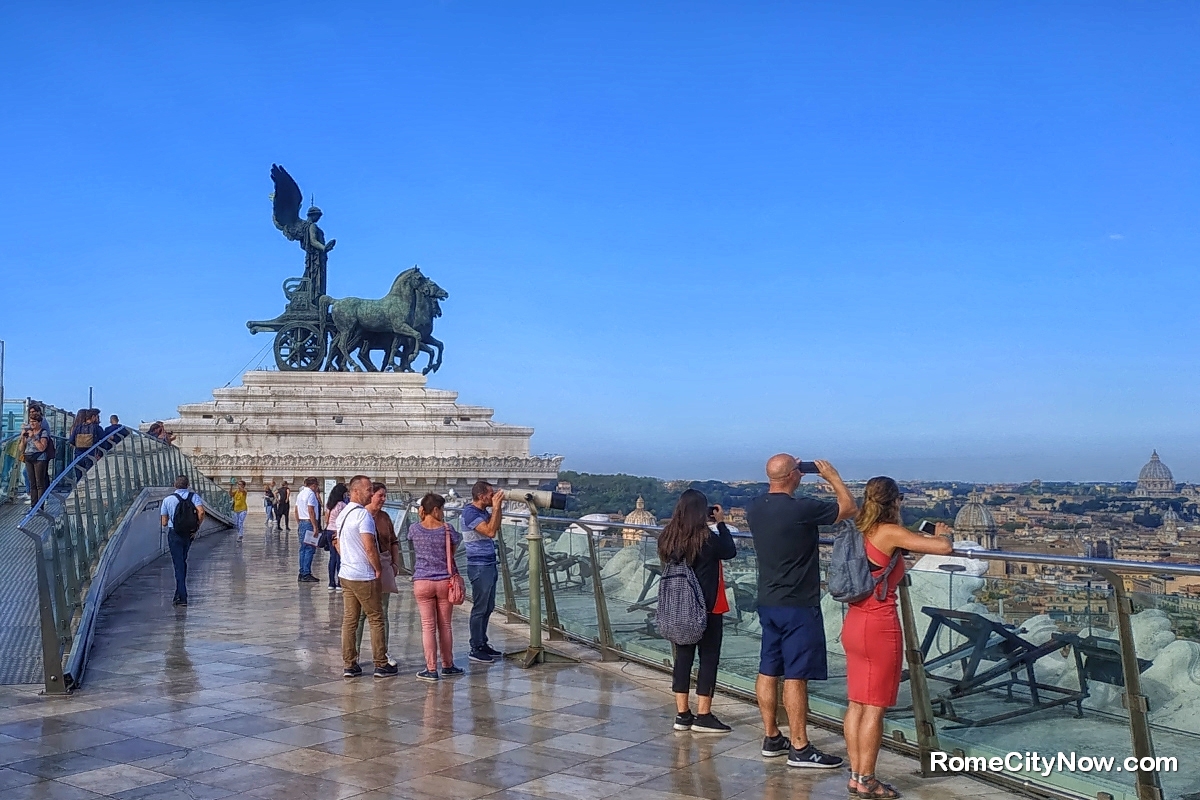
[270,164,305,240]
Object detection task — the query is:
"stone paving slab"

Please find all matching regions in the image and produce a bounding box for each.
[0,508,1021,800]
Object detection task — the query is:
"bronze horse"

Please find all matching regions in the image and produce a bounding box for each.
[322,268,448,373]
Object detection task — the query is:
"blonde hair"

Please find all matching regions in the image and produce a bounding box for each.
[855,476,902,534]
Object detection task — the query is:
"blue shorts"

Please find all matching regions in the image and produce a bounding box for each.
[757,605,828,681]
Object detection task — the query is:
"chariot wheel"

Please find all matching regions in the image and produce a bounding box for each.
[274,324,326,371]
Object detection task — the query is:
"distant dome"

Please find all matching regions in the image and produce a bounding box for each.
[1162,507,1180,523]
[620,496,657,545]
[623,496,656,528]
[1136,451,1176,498]
[954,492,997,548]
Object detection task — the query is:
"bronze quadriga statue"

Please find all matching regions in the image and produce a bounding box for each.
[247,165,448,374]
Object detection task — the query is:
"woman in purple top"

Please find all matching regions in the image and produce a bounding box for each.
[408,493,463,681]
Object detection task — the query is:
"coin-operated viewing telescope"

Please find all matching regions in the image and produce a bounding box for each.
[502,487,574,670]
[501,489,567,510]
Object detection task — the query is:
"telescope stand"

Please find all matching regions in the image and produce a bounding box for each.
[508,501,579,668]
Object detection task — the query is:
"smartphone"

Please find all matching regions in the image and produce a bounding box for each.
[707,505,719,521]
[917,520,937,535]
[797,461,820,474]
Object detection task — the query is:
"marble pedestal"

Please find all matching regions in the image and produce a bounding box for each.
[159,371,562,496]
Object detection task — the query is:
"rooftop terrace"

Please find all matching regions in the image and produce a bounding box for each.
[0,508,1014,800]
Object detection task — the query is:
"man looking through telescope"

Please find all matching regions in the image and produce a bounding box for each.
[461,481,506,663]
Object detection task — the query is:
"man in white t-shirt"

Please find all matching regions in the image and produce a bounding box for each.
[338,475,396,678]
[295,477,322,582]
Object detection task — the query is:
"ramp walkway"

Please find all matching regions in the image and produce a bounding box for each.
[0,516,1005,800]
[0,502,40,684]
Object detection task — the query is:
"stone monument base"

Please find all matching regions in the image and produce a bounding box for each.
[159,371,561,498]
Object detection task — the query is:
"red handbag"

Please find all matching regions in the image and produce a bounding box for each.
[446,525,465,605]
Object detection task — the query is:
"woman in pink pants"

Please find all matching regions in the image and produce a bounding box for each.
[407,493,464,682]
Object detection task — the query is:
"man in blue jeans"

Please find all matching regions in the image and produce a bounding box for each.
[295,477,322,582]
[461,481,506,663]
[159,475,206,607]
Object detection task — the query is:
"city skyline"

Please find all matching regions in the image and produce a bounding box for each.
[3,3,1198,483]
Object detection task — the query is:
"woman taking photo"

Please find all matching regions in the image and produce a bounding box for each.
[842,477,953,799]
[407,492,463,682]
[324,483,349,592]
[659,488,737,733]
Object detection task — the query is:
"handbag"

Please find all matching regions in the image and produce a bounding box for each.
[380,551,400,594]
[445,525,465,605]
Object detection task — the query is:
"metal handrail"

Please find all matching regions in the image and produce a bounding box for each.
[18,429,234,694]
[403,501,1180,800]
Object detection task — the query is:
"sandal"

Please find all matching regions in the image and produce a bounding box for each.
[856,775,901,799]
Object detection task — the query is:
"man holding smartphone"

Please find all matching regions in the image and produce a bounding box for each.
[747,454,857,769]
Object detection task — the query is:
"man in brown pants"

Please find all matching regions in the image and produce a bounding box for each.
[335,475,398,678]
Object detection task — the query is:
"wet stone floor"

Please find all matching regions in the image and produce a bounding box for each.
[0,514,1020,800]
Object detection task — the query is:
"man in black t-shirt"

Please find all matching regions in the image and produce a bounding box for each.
[747,454,856,769]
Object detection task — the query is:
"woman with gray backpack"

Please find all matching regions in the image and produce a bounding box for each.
[657,488,737,733]
[839,477,953,799]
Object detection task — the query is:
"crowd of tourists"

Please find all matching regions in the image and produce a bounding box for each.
[656,455,954,798]
[156,453,959,799]
[15,404,128,505]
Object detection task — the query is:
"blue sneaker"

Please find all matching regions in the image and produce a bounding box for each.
[416,669,439,682]
[441,665,464,677]
[469,650,494,664]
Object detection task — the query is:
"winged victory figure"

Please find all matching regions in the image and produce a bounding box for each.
[271,164,335,307]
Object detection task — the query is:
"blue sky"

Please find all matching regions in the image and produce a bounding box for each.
[2,2,1198,483]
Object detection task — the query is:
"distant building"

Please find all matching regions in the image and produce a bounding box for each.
[1135,450,1176,498]
[622,496,657,545]
[1161,507,1181,545]
[556,481,573,495]
[954,492,999,550]
[954,492,1004,577]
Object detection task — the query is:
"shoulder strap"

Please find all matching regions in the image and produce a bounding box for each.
[336,503,358,538]
[445,524,458,576]
[871,548,904,601]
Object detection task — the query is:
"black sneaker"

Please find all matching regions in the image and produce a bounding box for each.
[343,663,362,678]
[441,665,464,677]
[416,669,439,682]
[374,664,399,679]
[787,743,844,769]
[761,733,790,757]
[690,713,731,733]
[482,644,503,657]
[468,650,494,664]
[299,574,320,583]
[673,711,695,731]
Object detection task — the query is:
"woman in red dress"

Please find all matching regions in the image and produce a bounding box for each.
[842,477,954,799]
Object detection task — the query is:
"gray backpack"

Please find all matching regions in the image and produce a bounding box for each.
[827,520,901,604]
[655,561,708,645]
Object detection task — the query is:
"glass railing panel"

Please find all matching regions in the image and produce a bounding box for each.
[498,516,532,618]
[898,562,1140,800]
[1126,589,1200,800]
[537,519,601,642]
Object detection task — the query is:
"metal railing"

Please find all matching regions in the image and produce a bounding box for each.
[390,501,1197,800]
[18,428,233,693]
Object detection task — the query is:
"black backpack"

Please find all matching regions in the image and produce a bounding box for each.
[173,492,200,538]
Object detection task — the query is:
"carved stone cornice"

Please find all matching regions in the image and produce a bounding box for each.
[189,453,563,473]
